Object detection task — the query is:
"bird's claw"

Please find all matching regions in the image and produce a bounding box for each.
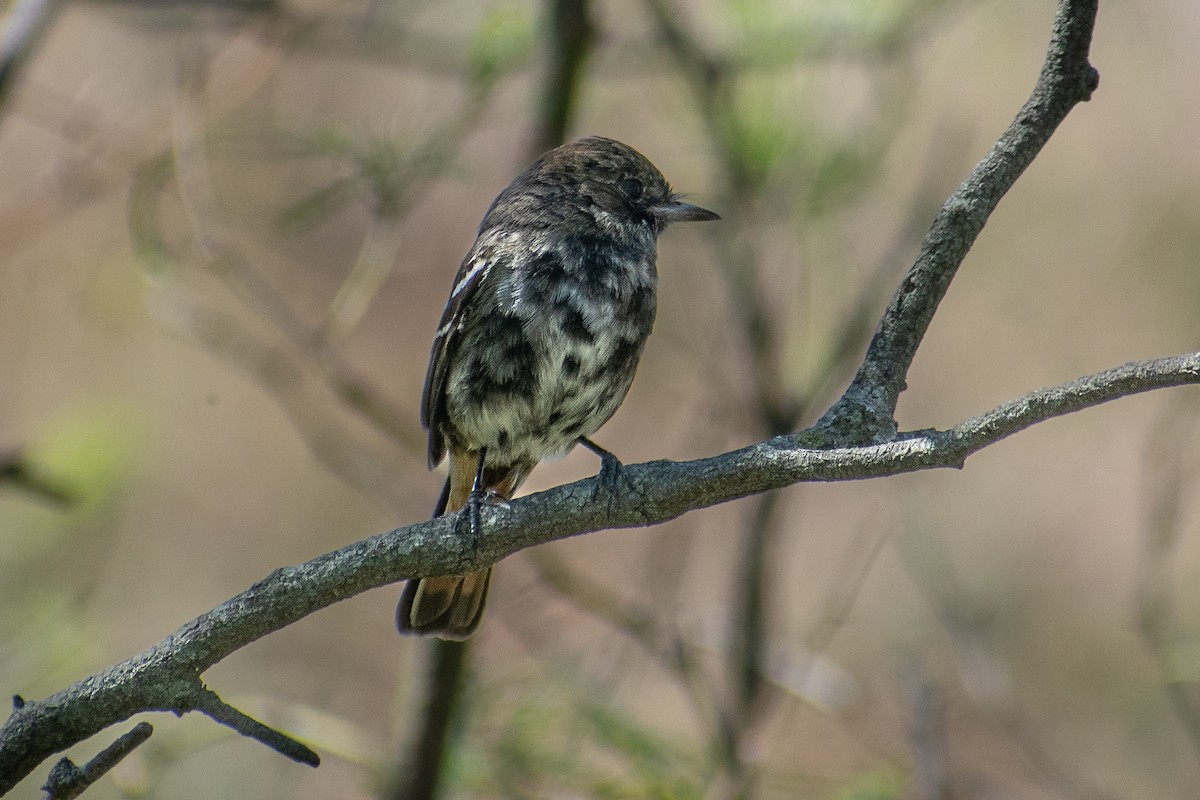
[455,488,509,550]
[484,488,511,509]
[578,437,628,509]
[454,488,485,549]
[595,451,623,496]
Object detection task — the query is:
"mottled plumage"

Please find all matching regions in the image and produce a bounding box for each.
[397,137,718,640]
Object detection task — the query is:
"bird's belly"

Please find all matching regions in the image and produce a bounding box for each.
[447,324,645,466]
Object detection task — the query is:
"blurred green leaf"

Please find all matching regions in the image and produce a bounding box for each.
[0,406,139,692]
[452,673,708,799]
[469,2,535,87]
[581,701,705,799]
[358,136,437,217]
[830,766,907,800]
[275,131,457,230]
[27,404,140,505]
[719,74,806,193]
[724,0,947,63]
[128,153,179,276]
[275,175,358,233]
[806,143,870,214]
[0,591,100,694]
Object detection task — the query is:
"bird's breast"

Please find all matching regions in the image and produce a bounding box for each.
[443,238,658,465]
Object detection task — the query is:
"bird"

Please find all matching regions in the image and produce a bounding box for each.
[397,136,718,640]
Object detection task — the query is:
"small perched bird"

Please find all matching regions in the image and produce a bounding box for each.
[397,136,718,640]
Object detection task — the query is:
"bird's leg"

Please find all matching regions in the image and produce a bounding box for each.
[461,447,488,548]
[577,436,624,501]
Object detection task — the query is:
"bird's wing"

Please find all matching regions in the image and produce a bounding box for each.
[420,242,497,468]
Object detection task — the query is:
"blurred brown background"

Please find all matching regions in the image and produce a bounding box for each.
[3,1,1200,798]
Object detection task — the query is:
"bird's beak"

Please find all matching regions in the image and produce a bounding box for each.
[651,198,720,224]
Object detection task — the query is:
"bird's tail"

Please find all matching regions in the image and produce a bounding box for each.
[396,452,522,640]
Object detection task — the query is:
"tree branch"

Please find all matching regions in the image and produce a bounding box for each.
[4,348,1197,792]
[819,0,1099,440]
[0,0,1118,792]
[530,0,593,156]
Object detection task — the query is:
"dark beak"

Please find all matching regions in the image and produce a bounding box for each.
[651,198,720,224]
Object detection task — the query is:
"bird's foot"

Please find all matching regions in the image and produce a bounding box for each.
[454,487,510,549]
[578,437,627,508]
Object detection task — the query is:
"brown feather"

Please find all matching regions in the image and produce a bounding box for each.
[396,450,525,640]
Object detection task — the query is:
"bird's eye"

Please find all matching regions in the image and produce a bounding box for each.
[618,177,643,200]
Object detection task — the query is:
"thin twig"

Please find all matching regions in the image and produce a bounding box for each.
[191,688,319,767]
[0,447,76,506]
[0,0,61,112]
[40,722,152,800]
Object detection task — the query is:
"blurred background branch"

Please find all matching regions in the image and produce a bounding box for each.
[1137,401,1200,757]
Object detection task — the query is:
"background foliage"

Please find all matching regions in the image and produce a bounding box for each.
[2,1,1200,797]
